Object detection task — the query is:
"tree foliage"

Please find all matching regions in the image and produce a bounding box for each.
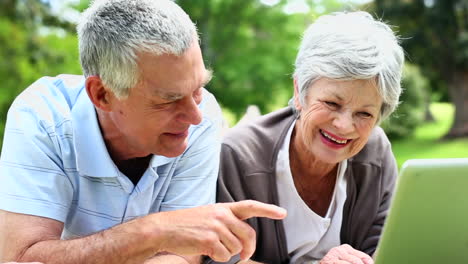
[177,0,347,118]
[177,1,299,118]
[0,0,81,148]
[381,63,429,139]
[374,0,468,138]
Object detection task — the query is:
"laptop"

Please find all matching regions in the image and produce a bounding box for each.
[374,158,468,264]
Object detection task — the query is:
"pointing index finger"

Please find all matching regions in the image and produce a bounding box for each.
[227,200,287,220]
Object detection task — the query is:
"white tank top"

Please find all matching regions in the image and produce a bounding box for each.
[276,120,348,263]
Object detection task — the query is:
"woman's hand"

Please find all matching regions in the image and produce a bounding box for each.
[320,244,373,264]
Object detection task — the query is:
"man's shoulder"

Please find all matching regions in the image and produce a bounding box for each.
[200,89,222,121]
[14,74,85,110]
[11,74,86,125]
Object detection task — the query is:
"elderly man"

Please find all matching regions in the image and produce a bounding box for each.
[0,0,286,263]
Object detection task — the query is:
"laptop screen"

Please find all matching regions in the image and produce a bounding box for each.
[374,158,468,264]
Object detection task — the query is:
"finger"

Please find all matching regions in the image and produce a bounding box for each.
[363,257,374,264]
[207,238,235,262]
[217,224,243,257]
[324,245,363,264]
[341,244,374,264]
[225,219,257,260]
[209,204,257,260]
[226,200,287,220]
[338,253,365,264]
[321,260,350,264]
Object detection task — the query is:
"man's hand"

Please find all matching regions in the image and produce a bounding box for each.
[150,200,287,262]
[320,244,373,264]
[144,252,200,264]
[0,201,285,264]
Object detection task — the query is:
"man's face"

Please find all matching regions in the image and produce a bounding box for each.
[106,43,211,159]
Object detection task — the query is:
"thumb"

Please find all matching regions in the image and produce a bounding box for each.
[227,200,287,220]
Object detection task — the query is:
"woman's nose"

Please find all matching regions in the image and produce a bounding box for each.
[332,112,354,134]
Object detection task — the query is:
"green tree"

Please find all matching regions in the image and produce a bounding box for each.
[0,0,81,148]
[178,0,348,118]
[374,0,468,138]
[177,1,301,117]
[381,63,429,139]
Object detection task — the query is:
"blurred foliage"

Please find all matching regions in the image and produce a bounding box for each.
[2,0,464,149]
[0,0,81,149]
[178,0,347,118]
[382,63,429,139]
[373,0,468,138]
[392,103,468,167]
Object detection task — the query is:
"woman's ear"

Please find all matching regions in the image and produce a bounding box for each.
[293,79,303,112]
[85,76,113,112]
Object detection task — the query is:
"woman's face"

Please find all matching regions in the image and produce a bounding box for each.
[293,78,383,165]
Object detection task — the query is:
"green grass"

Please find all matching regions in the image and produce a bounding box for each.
[391,103,468,167]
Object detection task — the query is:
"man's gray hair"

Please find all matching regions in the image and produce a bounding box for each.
[77,0,198,98]
[293,11,404,122]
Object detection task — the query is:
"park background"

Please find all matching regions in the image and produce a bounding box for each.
[0,0,467,167]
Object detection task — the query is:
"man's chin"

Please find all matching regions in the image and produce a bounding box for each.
[156,142,188,158]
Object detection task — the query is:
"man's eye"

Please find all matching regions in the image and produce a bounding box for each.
[152,101,174,109]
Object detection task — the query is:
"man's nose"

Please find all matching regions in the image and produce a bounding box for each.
[178,95,203,125]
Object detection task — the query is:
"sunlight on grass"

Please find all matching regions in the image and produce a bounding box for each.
[391,103,468,167]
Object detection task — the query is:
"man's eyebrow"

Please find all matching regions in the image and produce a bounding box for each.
[202,69,213,87]
[160,92,184,101]
[157,69,213,101]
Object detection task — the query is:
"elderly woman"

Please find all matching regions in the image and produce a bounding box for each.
[214,11,404,264]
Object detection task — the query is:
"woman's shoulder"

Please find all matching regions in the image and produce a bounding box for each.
[223,107,295,149]
[350,126,393,167]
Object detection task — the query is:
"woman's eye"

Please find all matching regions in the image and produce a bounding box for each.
[358,112,372,118]
[325,101,339,108]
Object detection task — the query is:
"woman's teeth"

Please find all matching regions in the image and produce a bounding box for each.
[321,130,348,144]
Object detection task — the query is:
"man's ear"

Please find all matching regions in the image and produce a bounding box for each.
[85,76,113,112]
[293,79,302,112]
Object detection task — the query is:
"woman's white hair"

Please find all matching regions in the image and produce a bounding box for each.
[293,11,404,122]
[77,0,198,98]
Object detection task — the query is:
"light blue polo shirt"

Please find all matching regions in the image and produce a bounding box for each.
[0,74,223,239]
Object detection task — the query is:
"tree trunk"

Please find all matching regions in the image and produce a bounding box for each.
[424,96,435,122]
[445,70,468,139]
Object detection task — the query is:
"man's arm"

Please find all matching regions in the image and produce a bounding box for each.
[0,210,158,263]
[0,201,286,264]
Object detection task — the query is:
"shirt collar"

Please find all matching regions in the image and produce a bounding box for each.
[71,85,175,177]
[71,86,120,178]
[150,155,175,168]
